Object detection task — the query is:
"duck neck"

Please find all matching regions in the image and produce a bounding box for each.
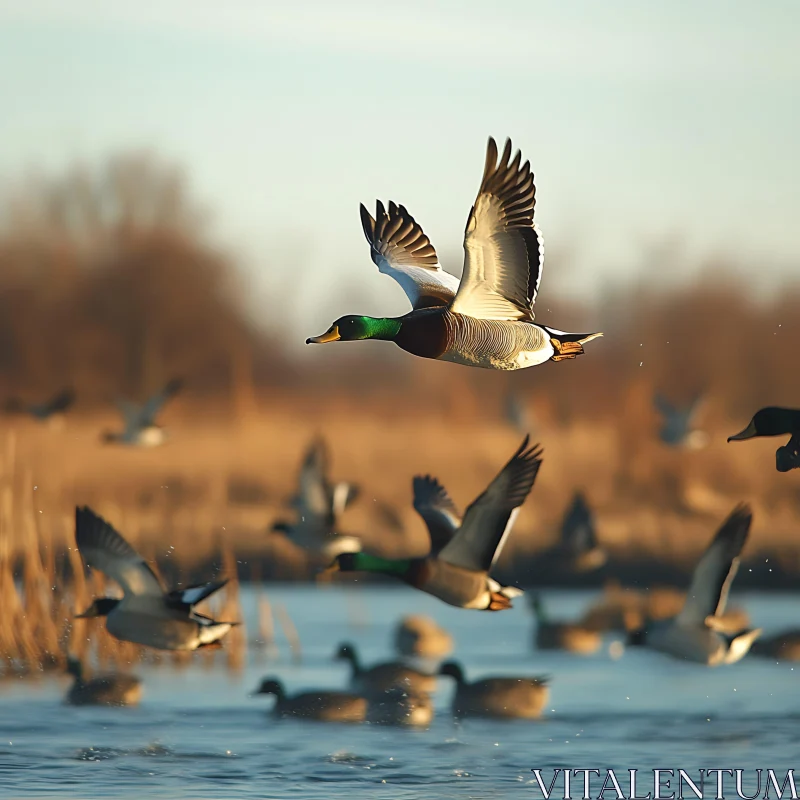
[532,598,548,623]
[348,552,411,578]
[361,317,402,341]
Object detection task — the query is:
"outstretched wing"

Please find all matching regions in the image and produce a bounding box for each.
[75,506,163,597]
[449,137,543,321]
[360,201,460,310]
[438,437,543,573]
[412,475,462,555]
[44,388,76,415]
[677,504,752,625]
[140,378,183,425]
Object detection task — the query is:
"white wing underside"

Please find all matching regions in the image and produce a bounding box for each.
[449,138,543,322]
[377,260,460,309]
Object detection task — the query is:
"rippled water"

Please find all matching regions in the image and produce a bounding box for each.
[2,587,799,799]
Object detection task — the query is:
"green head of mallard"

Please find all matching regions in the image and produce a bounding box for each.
[306,315,402,344]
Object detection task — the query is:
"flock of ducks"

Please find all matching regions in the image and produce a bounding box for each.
[8,137,799,722]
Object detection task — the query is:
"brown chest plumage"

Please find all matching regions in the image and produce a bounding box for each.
[394,308,449,360]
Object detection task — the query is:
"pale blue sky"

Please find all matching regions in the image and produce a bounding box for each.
[0,1,798,325]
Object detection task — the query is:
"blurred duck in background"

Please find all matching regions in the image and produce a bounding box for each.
[251,678,367,722]
[101,377,183,447]
[393,615,453,659]
[74,506,236,651]
[530,593,602,654]
[65,655,142,707]
[438,661,549,720]
[539,491,607,576]
[728,407,800,472]
[366,687,434,727]
[334,642,437,697]
[271,436,361,562]
[503,389,533,435]
[4,387,75,428]
[327,437,542,611]
[627,504,761,665]
[654,391,709,450]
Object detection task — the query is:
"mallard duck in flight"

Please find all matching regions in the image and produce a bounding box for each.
[306,137,601,370]
[326,436,542,610]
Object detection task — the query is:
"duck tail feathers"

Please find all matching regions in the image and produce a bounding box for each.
[544,329,603,362]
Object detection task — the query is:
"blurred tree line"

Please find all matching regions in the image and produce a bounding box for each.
[0,152,797,421]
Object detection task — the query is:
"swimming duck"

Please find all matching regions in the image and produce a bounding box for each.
[65,656,142,706]
[4,388,75,422]
[439,661,549,719]
[627,504,761,665]
[366,687,434,727]
[326,436,542,610]
[530,594,602,655]
[272,436,361,560]
[393,615,453,659]
[74,506,236,651]
[749,629,800,661]
[334,642,437,696]
[306,137,601,371]
[727,407,800,472]
[542,491,607,574]
[251,678,367,722]
[654,391,709,449]
[101,378,183,446]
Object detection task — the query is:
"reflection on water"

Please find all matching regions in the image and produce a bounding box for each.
[1,587,798,799]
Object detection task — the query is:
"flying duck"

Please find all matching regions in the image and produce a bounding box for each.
[654,391,709,449]
[541,491,607,575]
[326,436,542,610]
[439,661,549,719]
[74,506,236,651]
[627,504,762,665]
[101,378,183,446]
[306,137,601,370]
[65,655,142,706]
[4,388,75,423]
[271,436,361,560]
[728,407,800,472]
[251,678,367,722]
[334,642,437,697]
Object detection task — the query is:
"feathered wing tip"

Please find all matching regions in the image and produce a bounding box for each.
[75,506,139,562]
[361,200,439,269]
[713,503,753,555]
[303,435,330,475]
[477,136,536,230]
[502,435,544,508]
[412,475,459,517]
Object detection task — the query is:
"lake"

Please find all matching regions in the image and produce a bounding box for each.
[1,586,798,799]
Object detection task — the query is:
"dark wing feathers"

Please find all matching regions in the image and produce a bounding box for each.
[412,474,462,555]
[678,503,752,624]
[438,437,543,573]
[75,506,164,597]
